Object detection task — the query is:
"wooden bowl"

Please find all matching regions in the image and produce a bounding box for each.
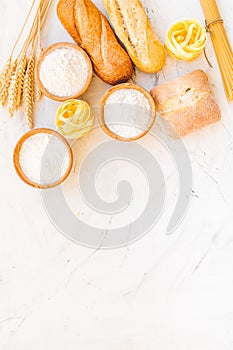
[98,83,156,142]
[35,42,93,102]
[13,128,73,189]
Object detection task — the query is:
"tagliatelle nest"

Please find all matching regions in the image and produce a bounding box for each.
[55,99,94,139]
[165,19,207,61]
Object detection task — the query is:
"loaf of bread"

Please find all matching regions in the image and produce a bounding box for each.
[57,0,81,45]
[57,0,133,85]
[102,0,166,73]
[150,70,221,136]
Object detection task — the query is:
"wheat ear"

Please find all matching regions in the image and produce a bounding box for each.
[0,57,12,91]
[7,53,27,117]
[23,54,35,129]
[35,81,42,102]
[35,48,43,102]
[0,60,17,106]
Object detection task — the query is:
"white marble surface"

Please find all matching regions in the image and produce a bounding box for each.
[1,0,233,348]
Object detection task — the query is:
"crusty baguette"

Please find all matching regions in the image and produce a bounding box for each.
[150,70,221,136]
[102,0,166,73]
[57,0,81,45]
[57,0,133,85]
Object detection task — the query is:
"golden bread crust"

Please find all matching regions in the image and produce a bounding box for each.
[150,70,221,136]
[57,0,81,45]
[102,0,166,73]
[57,0,133,85]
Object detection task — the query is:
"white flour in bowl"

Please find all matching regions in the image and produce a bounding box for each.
[19,133,70,186]
[104,88,151,138]
[39,48,88,97]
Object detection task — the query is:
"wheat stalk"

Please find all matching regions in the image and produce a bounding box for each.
[0,57,12,91]
[0,60,17,106]
[0,0,53,119]
[35,80,42,102]
[35,47,43,102]
[17,54,28,106]
[7,53,27,117]
[23,54,35,129]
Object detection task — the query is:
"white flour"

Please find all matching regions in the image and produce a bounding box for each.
[39,48,88,97]
[19,133,70,185]
[104,88,151,138]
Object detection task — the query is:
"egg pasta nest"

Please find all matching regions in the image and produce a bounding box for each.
[165,19,207,61]
[56,99,94,139]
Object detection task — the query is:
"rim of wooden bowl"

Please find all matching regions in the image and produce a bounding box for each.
[13,128,73,189]
[98,83,156,142]
[35,42,93,102]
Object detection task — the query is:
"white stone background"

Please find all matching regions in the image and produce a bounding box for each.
[0,0,233,349]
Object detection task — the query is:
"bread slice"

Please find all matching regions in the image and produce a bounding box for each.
[57,0,133,85]
[150,70,221,136]
[102,0,166,73]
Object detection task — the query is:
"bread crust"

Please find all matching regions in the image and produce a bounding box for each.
[150,70,221,136]
[57,0,133,85]
[57,0,81,45]
[151,70,211,111]
[102,0,166,73]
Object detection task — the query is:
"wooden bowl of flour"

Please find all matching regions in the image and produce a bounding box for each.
[36,42,93,102]
[98,83,156,142]
[13,128,73,189]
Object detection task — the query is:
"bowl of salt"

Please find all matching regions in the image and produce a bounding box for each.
[13,128,73,189]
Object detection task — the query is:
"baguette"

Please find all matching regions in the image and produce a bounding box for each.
[102,0,166,73]
[57,0,133,85]
[150,70,221,136]
[57,0,81,45]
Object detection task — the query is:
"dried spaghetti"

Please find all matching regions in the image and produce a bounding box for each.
[200,0,233,102]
